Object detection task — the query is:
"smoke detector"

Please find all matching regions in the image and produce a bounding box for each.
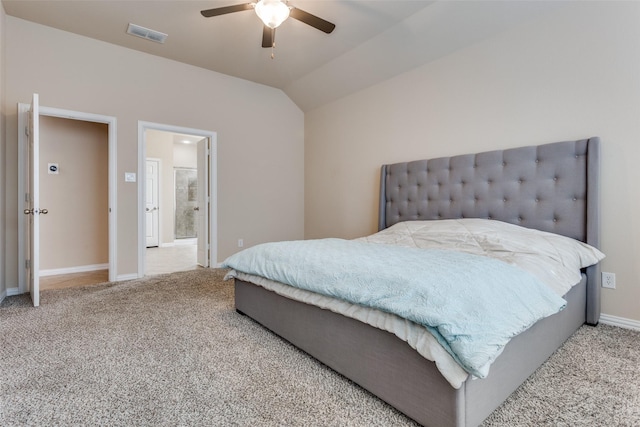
[126,23,168,44]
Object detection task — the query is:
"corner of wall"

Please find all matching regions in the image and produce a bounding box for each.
[0,2,7,301]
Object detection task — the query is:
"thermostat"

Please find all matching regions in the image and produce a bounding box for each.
[48,163,59,174]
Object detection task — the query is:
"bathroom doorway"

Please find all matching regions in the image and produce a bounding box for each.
[137,122,217,278]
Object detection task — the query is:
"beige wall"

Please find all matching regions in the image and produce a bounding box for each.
[39,116,108,270]
[173,140,198,169]
[4,17,304,285]
[0,4,6,298]
[305,2,640,322]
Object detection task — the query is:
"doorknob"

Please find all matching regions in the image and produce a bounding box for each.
[23,208,48,214]
[194,207,200,211]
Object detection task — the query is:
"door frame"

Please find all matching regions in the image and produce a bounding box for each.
[137,121,217,277]
[17,103,118,290]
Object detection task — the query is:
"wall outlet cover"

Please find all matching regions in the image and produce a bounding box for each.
[602,272,616,289]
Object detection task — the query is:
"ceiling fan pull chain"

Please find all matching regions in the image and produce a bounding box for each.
[271,44,275,59]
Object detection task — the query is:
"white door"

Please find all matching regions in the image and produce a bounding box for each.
[25,93,41,307]
[196,139,209,267]
[145,159,160,247]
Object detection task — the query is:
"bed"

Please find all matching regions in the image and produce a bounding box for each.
[225,137,602,427]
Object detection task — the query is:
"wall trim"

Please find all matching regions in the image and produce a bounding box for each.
[40,263,109,277]
[6,287,22,297]
[116,273,138,282]
[174,238,196,246]
[600,313,640,331]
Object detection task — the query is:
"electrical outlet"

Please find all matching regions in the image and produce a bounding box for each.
[602,272,616,289]
[238,239,244,248]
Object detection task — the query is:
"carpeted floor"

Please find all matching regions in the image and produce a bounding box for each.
[1,269,638,426]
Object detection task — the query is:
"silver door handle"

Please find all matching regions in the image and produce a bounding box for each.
[146,207,158,212]
[193,207,200,211]
[23,208,48,215]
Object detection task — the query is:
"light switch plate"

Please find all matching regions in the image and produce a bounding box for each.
[124,172,136,182]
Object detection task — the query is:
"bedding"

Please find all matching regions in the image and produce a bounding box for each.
[357,219,605,296]
[229,270,471,388]
[222,220,604,382]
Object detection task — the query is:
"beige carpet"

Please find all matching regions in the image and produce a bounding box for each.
[1,269,638,426]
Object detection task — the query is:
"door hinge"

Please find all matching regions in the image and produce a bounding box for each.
[25,259,31,269]
[24,126,29,137]
[25,192,30,203]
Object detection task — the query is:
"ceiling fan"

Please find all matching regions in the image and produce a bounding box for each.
[201,0,336,56]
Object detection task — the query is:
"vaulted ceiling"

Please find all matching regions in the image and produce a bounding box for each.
[2,1,564,111]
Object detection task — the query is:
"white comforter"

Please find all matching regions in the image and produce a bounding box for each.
[226,219,604,388]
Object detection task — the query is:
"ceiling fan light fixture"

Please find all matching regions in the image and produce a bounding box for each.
[254,0,290,29]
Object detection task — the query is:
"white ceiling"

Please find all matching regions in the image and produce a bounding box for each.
[2,0,565,111]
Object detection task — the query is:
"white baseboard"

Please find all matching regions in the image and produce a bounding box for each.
[40,263,109,277]
[174,238,197,246]
[600,313,640,331]
[0,288,6,304]
[116,273,139,281]
[6,286,23,297]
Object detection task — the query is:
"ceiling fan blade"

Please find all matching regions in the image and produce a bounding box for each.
[200,3,253,18]
[262,26,274,48]
[289,7,335,34]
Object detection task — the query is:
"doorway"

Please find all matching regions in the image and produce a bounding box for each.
[137,122,217,278]
[38,116,110,289]
[17,97,117,305]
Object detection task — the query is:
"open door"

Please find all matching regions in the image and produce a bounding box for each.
[196,138,209,267]
[24,93,41,306]
[145,159,160,247]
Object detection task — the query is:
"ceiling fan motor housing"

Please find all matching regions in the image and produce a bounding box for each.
[254,0,291,29]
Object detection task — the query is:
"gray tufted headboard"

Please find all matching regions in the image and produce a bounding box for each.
[378,137,601,324]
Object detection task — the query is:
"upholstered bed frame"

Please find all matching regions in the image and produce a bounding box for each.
[234,137,601,426]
